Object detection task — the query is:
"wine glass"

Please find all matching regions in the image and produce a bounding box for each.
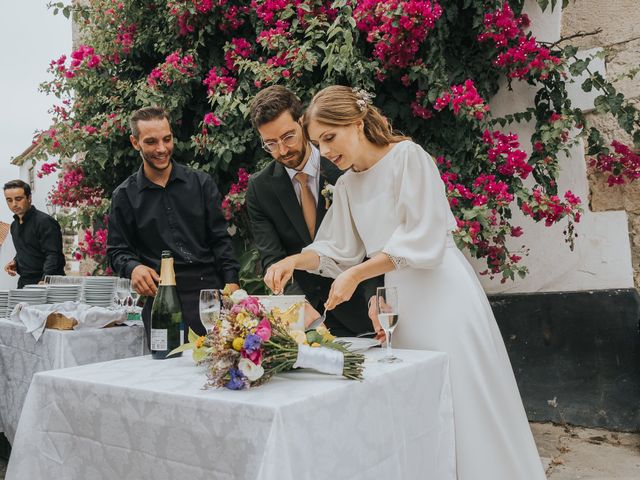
[115,278,130,307]
[199,289,221,334]
[376,287,401,363]
[129,284,140,308]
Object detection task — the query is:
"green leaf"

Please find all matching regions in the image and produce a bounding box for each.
[192,347,207,363]
[168,342,194,357]
[187,327,201,343]
[569,59,589,76]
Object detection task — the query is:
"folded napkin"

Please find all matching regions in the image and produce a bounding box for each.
[9,301,128,341]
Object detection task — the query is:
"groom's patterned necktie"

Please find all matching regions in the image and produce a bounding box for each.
[294,171,316,239]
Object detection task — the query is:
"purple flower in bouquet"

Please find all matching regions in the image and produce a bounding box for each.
[255,319,272,342]
[243,334,262,353]
[225,368,247,390]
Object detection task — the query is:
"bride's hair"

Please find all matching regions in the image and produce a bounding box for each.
[303,85,409,146]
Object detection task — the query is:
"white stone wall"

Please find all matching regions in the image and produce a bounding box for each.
[470,0,635,294]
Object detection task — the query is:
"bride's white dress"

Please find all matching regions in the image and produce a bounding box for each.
[303,140,546,479]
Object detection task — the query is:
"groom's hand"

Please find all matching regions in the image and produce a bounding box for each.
[264,258,295,294]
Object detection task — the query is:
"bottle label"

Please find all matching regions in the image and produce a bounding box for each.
[150,329,168,351]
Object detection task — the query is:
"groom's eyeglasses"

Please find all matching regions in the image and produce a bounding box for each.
[261,131,299,154]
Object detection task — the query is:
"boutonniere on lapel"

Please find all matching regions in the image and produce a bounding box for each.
[320,181,334,209]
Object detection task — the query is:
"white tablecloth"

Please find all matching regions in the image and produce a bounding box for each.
[7,349,455,480]
[0,318,144,444]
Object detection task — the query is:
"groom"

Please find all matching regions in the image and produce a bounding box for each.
[247,86,381,337]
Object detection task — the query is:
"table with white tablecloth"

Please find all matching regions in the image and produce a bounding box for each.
[0,318,144,444]
[7,348,455,480]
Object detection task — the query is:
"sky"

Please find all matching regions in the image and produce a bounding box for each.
[0,2,71,221]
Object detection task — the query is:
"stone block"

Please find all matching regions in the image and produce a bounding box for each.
[588,172,625,211]
[606,39,640,100]
[561,0,640,48]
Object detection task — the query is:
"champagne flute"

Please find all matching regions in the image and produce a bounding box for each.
[199,289,221,334]
[377,287,401,363]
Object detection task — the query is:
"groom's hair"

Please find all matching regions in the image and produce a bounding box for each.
[250,86,304,129]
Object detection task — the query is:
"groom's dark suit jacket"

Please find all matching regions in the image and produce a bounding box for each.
[247,157,382,337]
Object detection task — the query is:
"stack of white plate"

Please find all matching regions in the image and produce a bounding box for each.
[0,290,9,317]
[8,288,48,310]
[47,284,82,304]
[82,277,116,307]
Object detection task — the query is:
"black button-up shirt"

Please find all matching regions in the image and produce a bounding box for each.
[107,161,239,284]
[11,206,65,279]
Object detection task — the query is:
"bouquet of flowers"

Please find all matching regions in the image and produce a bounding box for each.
[171,289,365,390]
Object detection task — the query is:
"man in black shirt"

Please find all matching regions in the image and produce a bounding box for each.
[3,179,65,288]
[107,106,240,341]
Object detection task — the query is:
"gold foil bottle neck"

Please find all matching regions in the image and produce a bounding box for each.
[159,255,176,286]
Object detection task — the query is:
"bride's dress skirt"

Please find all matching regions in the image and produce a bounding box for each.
[386,244,546,480]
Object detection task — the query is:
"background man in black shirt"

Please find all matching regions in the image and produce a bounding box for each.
[107,106,240,341]
[3,179,65,288]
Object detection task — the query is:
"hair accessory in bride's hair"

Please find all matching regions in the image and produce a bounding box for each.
[352,87,375,112]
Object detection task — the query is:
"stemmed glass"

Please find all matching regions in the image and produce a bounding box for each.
[129,284,140,308]
[199,289,221,334]
[115,278,131,307]
[377,287,401,363]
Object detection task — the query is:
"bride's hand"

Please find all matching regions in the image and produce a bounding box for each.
[368,296,387,343]
[264,257,296,294]
[325,270,359,310]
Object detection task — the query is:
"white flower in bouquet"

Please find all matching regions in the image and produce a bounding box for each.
[238,357,264,381]
[230,289,249,304]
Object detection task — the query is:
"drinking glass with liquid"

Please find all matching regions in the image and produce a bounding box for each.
[376,286,401,363]
[199,289,221,334]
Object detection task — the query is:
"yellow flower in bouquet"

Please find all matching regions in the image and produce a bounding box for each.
[232,337,244,351]
[289,330,307,345]
[315,325,335,342]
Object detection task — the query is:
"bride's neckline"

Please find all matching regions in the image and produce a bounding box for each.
[350,140,407,175]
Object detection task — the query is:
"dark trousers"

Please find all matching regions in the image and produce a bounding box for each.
[141,265,223,347]
[17,275,43,289]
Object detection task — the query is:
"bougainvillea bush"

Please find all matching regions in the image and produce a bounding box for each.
[34,0,640,284]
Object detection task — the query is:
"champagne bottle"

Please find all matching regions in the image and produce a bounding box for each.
[150,250,183,359]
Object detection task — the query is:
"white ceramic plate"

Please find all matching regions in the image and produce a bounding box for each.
[335,337,380,353]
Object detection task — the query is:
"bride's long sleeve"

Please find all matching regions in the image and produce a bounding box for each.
[302,177,366,278]
[382,142,456,269]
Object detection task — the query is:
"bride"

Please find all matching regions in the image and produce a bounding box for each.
[264,85,546,479]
